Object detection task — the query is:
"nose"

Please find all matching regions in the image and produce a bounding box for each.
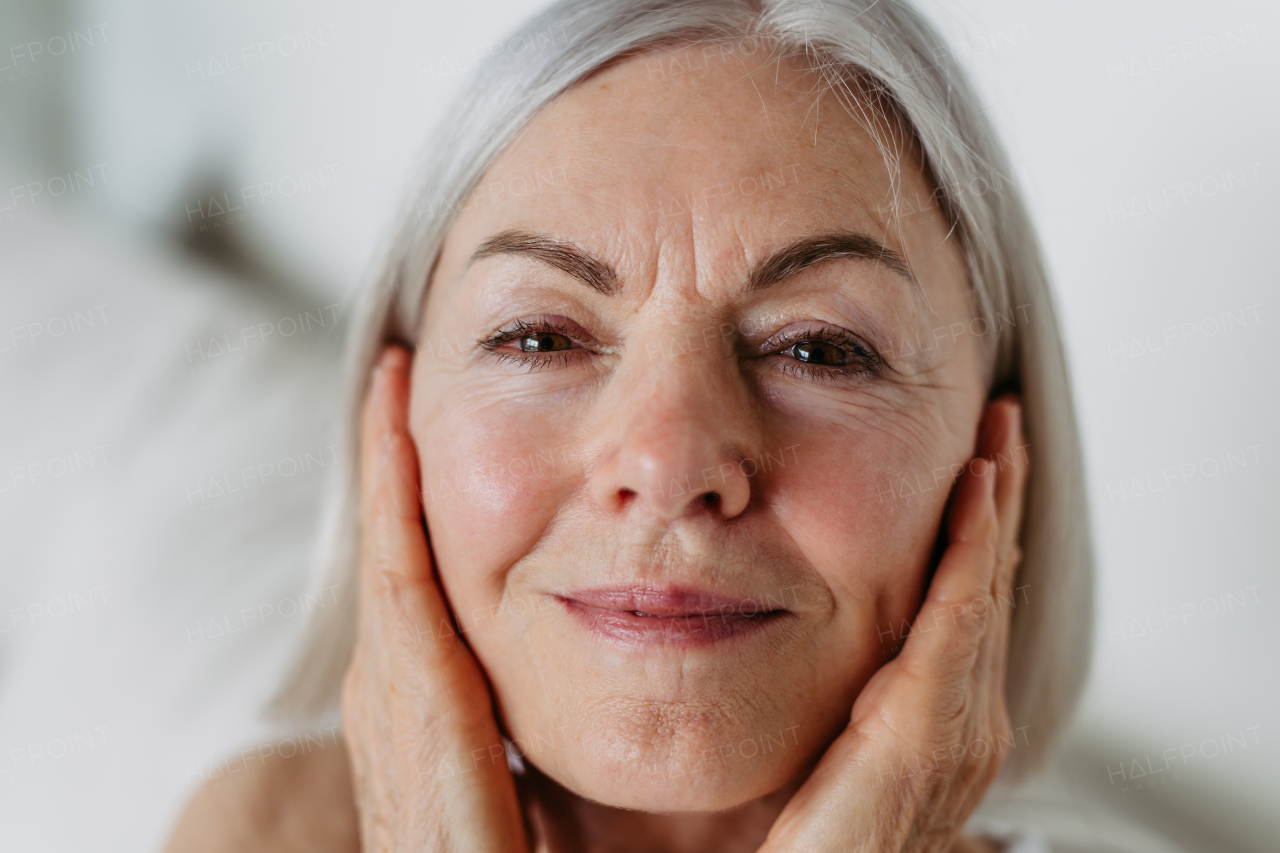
[588,357,753,521]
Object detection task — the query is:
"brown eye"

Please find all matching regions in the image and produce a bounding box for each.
[788,340,847,366]
[519,333,573,353]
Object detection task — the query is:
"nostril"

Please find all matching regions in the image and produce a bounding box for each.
[702,492,721,507]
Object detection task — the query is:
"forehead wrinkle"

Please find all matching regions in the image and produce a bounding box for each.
[457,45,955,317]
[649,214,705,314]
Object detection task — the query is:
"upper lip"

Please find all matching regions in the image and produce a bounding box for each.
[557,584,789,617]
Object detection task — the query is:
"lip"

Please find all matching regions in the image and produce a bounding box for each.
[555,585,793,647]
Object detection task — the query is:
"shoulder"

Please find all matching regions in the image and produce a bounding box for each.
[163,735,359,853]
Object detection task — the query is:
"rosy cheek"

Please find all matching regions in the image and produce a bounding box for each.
[773,446,949,623]
[417,404,579,609]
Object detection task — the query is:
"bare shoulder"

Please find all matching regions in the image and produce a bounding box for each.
[163,735,359,853]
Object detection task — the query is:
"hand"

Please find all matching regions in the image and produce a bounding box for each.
[341,346,531,853]
[758,396,1029,853]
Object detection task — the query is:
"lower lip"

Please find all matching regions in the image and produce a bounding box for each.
[557,598,790,647]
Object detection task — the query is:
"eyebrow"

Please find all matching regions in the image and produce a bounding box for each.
[746,232,914,292]
[470,230,619,296]
[467,229,912,296]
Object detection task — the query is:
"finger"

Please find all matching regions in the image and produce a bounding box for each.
[888,456,999,711]
[969,397,1028,690]
[964,397,1025,642]
[968,399,1026,740]
[977,395,1029,594]
[357,346,424,642]
[357,346,462,670]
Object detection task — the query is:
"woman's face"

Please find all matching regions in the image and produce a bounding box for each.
[408,43,986,812]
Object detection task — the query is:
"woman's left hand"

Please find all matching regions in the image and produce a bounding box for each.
[759,396,1029,853]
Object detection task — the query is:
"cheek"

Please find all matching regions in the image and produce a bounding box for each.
[413,391,582,611]
[771,422,958,629]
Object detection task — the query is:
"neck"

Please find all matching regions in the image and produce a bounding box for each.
[517,765,804,853]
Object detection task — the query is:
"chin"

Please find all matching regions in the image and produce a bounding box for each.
[517,703,819,813]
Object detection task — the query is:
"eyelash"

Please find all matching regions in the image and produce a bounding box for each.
[477,319,881,380]
[477,318,589,371]
[766,326,882,382]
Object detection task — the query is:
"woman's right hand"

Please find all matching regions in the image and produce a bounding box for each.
[341,345,531,852]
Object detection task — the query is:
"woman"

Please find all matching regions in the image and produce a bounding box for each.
[166,0,1092,850]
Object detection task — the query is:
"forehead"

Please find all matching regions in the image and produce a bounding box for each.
[485,45,929,219]
[546,42,894,177]
[432,41,959,313]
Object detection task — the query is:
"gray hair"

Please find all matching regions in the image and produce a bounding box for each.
[270,0,1093,782]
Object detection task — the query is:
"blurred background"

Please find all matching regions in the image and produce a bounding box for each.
[0,0,1275,850]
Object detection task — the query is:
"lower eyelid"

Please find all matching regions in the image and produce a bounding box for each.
[774,364,874,385]
[490,350,580,371]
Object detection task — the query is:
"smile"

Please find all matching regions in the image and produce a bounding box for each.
[555,585,793,646]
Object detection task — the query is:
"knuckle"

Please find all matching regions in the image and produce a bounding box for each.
[949,600,988,641]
